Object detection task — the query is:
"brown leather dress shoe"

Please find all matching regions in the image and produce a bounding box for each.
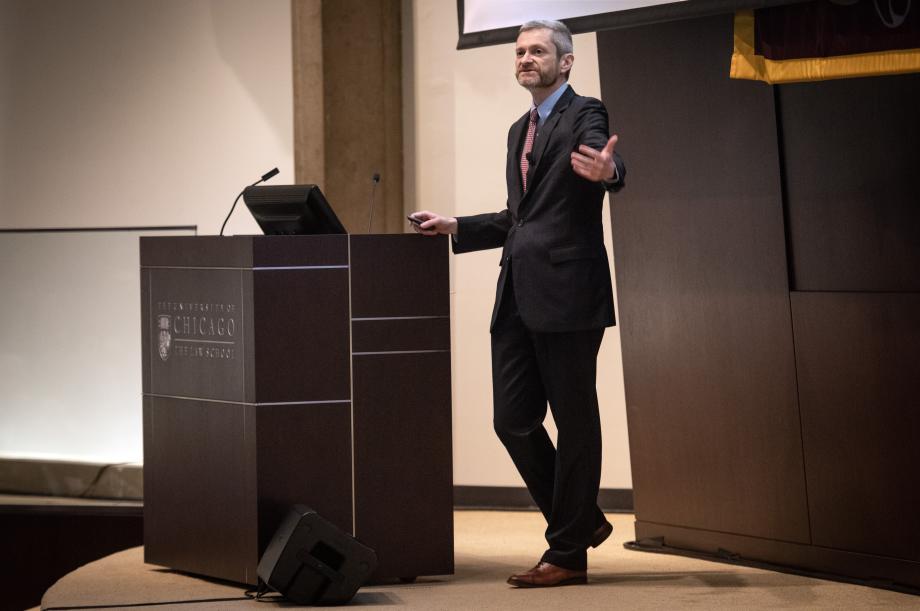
[507,562,587,587]
[591,520,613,548]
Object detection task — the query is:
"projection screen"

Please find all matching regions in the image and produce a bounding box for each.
[457,0,808,49]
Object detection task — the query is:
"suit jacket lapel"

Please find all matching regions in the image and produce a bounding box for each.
[524,86,575,195]
[507,110,530,216]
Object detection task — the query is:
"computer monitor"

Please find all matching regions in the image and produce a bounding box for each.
[243,184,347,235]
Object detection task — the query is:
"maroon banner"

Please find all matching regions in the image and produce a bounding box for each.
[754,0,920,60]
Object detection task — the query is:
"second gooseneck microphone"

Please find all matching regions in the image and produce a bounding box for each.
[366,172,381,234]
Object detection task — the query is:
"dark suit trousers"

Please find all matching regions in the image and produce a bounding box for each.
[491,269,606,571]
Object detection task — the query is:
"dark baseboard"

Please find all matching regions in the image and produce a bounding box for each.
[454,486,634,513]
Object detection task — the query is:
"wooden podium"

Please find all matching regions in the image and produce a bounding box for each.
[140,234,453,585]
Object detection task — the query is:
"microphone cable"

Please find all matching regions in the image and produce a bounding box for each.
[219,167,279,236]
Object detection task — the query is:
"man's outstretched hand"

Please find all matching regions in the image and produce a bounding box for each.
[570,134,618,182]
[409,211,458,236]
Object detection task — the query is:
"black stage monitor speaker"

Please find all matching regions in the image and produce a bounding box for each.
[257,505,378,605]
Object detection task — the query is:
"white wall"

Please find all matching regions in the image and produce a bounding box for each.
[0,0,293,462]
[405,2,632,488]
[0,0,293,234]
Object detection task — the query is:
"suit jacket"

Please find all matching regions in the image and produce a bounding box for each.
[453,86,625,333]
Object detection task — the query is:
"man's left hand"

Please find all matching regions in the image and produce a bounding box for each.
[570,135,618,182]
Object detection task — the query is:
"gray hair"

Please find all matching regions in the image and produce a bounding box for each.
[519,20,573,57]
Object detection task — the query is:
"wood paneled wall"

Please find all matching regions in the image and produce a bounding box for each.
[779,74,920,292]
[292,0,325,193]
[599,13,920,589]
[292,0,403,234]
[599,14,806,542]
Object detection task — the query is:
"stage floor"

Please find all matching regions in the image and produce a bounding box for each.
[42,511,919,610]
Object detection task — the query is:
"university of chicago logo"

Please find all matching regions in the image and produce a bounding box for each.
[157,314,172,362]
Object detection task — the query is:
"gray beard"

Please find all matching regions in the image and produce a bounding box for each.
[518,71,556,90]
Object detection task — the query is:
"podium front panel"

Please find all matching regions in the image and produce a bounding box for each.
[349,234,453,579]
[349,234,449,318]
[255,402,354,552]
[143,395,258,584]
[353,351,454,579]
[146,267,247,403]
[252,268,350,403]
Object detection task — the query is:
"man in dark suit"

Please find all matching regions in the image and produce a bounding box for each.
[411,19,625,587]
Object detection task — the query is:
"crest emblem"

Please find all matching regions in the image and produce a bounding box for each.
[157,314,172,361]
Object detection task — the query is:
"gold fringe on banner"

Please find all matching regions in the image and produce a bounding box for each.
[730,9,920,84]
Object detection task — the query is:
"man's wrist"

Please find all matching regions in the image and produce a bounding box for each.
[601,165,618,185]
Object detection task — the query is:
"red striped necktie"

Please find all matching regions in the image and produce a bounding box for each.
[520,108,538,193]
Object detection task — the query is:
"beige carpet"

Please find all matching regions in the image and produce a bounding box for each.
[42,511,920,609]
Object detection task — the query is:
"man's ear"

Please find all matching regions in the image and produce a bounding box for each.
[561,53,574,76]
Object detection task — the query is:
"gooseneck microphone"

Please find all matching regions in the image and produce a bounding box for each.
[366,172,381,234]
[219,167,280,236]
